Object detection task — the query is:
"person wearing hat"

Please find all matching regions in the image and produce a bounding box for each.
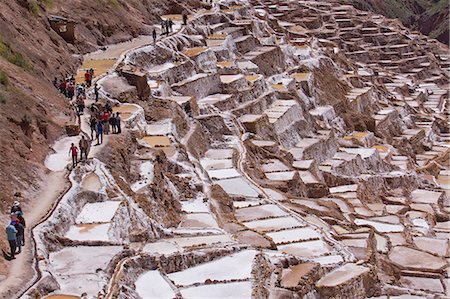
[11,201,22,215]
[5,222,17,259]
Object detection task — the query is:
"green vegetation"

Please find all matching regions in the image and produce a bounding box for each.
[0,70,8,86]
[111,0,120,8]
[0,36,32,71]
[28,0,40,16]
[42,0,55,8]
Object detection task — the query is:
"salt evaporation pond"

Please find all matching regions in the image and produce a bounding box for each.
[135,270,176,299]
[266,227,321,244]
[65,223,110,241]
[243,216,304,232]
[181,281,252,298]
[167,250,257,286]
[278,240,331,257]
[49,246,123,295]
[216,177,261,198]
[235,204,288,222]
[76,201,121,223]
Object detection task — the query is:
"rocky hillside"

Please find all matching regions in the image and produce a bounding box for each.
[348,0,449,45]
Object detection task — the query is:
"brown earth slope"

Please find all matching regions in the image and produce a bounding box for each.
[347,0,449,45]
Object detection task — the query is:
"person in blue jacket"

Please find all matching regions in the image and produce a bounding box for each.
[5,223,17,259]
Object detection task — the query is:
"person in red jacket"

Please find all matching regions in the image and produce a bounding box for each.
[69,143,79,168]
[101,110,110,135]
[84,70,91,87]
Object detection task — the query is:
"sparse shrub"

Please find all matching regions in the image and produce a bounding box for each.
[111,0,120,8]
[42,0,54,7]
[0,70,8,86]
[0,36,32,70]
[28,0,40,16]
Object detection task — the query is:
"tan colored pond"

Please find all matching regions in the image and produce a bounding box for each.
[113,104,139,121]
[183,47,208,58]
[290,72,310,81]
[141,136,175,157]
[81,172,102,192]
[75,59,116,83]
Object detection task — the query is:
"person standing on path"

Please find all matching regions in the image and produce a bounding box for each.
[110,113,117,134]
[12,219,24,254]
[168,19,173,33]
[102,110,110,135]
[10,201,22,215]
[96,121,104,145]
[116,112,121,134]
[182,12,188,26]
[5,223,17,260]
[84,70,91,87]
[79,136,89,161]
[152,28,157,44]
[14,211,26,246]
[69,143,79,168]
[94,83,101,102]
[90,116,97,140]
[160,20,166,36]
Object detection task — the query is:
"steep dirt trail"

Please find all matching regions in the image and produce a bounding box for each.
[0,171,69,298]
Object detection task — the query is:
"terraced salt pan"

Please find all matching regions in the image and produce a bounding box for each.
[354,218,404,233]
[205,149,234,159]
[329,184,358,193]
[233,200,262,208]
[142,241,181,255]
[278,240,331,257]
[181,213,219,228]
[312,255,344,265]
[76,201,121,224]
[200,158,233,170]
[261,159,290,172]
[49,246,123,295]
[316,263,370,287]
[265,171,296,181]
[267,227,321,244]
[181,199,209,213]
[263,188,285,200]
[216,177,260,198]
[167,234,234,248]
[207,168,241,180]
[112,104,140,121]
[65,223,110,241]
[243,216,304,232]
[147,62,176,74]
[181,281,252,298]
[167,250,256,286]
[81,172,103,192]
[136,270,176,299]
[235,204,288,222]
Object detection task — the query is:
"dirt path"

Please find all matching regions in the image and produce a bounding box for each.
[0,171,69,298]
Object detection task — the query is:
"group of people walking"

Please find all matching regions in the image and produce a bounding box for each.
[5,201,26,260]
[160,19,174,36]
